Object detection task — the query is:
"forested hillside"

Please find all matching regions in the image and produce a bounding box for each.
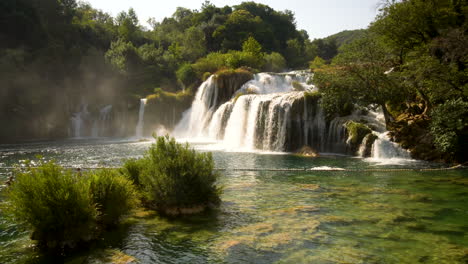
[0,0,329,142]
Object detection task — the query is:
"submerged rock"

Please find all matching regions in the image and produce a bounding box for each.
[294,146,319,157]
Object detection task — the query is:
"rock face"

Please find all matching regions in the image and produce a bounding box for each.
[213,68,254,108]
[143,90,193,135]
[389,113,444,161]
[295,146,319,157]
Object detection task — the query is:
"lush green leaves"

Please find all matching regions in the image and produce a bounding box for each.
[123,136,222,214]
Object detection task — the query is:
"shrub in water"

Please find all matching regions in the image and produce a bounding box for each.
[86,169,139,227]
[127,136,222,215]
[4,161,98,249]
[3,161,139,250]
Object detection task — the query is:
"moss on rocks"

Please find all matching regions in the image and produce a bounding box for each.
[213,68,254,107]
[143,89,193,133]
[345,121,372,153]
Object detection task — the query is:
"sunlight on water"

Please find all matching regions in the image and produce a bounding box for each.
[0,140,467,263]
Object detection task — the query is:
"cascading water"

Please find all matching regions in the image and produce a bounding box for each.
[371,132,411,159]
[354,108,410,159]
[91,105,113,138]
[174,71,410,158]
[70,104,113,138]
[70,103,90,138]
[135,99,147,138]
[174,71,342,152]
[174,76,218,139]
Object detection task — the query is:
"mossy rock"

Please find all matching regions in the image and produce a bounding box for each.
[292,81,306,91]
[304,91,321,102]
[360,133,378,157]
[214,68,254,107]
[345,121,372,152]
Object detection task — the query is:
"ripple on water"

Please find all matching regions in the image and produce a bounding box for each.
[0,140,467,263]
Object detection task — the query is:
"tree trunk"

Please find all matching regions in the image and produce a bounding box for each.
[381,103,394,128]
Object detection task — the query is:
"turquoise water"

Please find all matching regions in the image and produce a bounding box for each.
[0,139,467,263]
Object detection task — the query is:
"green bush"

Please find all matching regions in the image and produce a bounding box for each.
[176,63,198,88]
[121,158,146,186]
[263,52,286,72]
[4,161,98,249]
[430,98,468,161]
[192,52,228,77]
[86,169,139,226]
[4,161,139,250]
[127,136,222,215]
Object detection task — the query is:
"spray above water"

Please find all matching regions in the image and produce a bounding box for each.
[70,104,113,138]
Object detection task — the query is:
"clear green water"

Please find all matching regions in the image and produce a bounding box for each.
[0,139,467,263]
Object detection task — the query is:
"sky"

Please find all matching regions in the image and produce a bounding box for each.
[84,0,381,39]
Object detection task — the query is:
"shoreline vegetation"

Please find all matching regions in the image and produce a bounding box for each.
[1,136,222,253]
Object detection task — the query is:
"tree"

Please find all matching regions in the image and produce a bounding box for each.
[314,33,406,124]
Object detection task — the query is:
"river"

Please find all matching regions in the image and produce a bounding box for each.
[0,139,467,263]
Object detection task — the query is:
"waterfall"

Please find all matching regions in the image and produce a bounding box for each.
[70,103,89,138]
[70,104,113,138]
[71,112,83,138]
[371,132,410,159]
[135,99,147,138]
[174,71,410,158]
[174,76,218,138]
[96,105,112,137]
[174,72,318,151]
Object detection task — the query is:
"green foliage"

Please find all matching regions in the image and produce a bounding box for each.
[345,121,372,146]
[192,50,263,78]
[85,169,139,226]
[263,52,286,72]
[304,91,321,101]
[3,161,139,249]
[225,50,264,70]
[192,52,229,77]
[121,158,145,186]
[105,39,138,74]
[430,98,468,159]
[124,136,222,214]
[309,56,326,71]
[176,63,198,88]
[242,36,263,55]
[1,1,314,142]
[4,161,98,249]
[314,33,404,123]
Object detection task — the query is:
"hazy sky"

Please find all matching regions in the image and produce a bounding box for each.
[84,0,380,39]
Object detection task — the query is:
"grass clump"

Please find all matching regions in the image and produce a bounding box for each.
[123,136,222,216]
[3,161,138,251]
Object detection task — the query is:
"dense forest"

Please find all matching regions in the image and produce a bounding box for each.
[0,0,466,163]
[0,0,337,142]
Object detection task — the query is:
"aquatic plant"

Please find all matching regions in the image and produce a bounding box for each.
[126,136,222,215]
